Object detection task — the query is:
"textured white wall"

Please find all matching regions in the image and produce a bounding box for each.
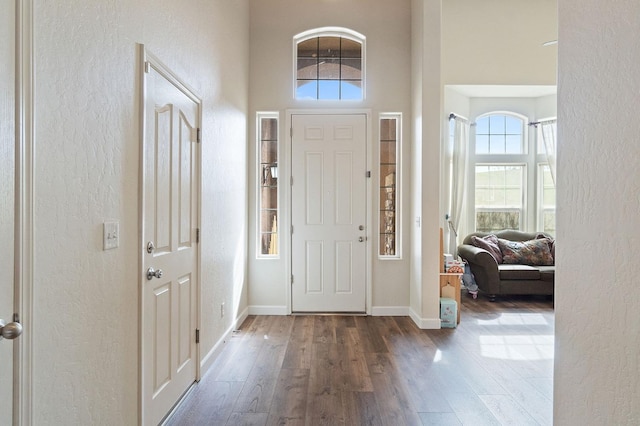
[248,0,413,312]
[33,0,248,423]
[442,0,557,86]
[555,0,640,423]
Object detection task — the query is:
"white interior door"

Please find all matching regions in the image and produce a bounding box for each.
[141,53,200,426]
[1,2,17,423]
[291,114,367,313]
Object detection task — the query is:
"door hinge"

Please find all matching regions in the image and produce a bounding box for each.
[290,127,293,137]
[144,61,151,74]
[290,176,293,186]
[366,171,371,178]
[196,228,200,243]
[195,328,200,344]
[291,275,294,285]
[197,128,201,143]
[291,225,294,234]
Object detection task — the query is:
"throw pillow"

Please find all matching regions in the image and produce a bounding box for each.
[497,238,554,266]
[471,234,503,263]
[536,233,556,261]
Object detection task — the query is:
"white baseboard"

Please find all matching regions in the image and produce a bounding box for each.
[409,308,441,329]
[371,306,409,316]
[248,305,288,315]
[199,306,250,377]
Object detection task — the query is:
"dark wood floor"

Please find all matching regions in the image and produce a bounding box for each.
[165,294,554,426]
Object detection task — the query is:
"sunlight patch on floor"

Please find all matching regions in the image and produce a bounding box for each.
[476,313,549,326]
[478,334,554,360]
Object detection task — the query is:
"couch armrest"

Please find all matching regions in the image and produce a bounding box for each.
[457,244,501,295]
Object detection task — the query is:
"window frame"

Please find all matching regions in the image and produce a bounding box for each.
[468,110,557,234]
[474,163,527,232]
[378,113,402,259]
[293,27,366,101]
[256,111,280,259]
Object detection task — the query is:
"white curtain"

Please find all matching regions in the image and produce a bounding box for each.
[448,116,470,257]
[539,119,557,184]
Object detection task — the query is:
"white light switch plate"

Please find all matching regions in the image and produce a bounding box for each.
[103,221,119,250]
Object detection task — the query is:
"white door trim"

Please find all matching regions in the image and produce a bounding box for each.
[138,45,202,425]
[15,1,35,424]
[285,109,372,315]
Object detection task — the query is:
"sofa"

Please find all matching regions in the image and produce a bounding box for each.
[457,230,555,301]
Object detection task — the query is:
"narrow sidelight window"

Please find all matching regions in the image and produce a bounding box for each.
[379,114,401,258]
[257,113,279,257]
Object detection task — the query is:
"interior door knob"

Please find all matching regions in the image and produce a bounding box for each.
[358,236,364,242]
[147,267,163,280]
[0,319,23,340]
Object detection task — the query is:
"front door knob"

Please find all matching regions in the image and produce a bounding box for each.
[147,267,163,280]
[0,319,23,340]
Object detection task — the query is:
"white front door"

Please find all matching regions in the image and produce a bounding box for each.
[1,2,17,423]
[291,114,368,313]
[141,52,200,426]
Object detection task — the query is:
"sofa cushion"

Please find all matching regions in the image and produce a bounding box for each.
[538,266,555,282]
[498,264,541,280]
[471,234,503,263]
[497,238,554,266]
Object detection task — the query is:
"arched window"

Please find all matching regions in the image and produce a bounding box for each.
[294,27,365,100]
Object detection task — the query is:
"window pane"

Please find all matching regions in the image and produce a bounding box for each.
[298,38,317,57]
[505,134,522,154]
[475,165,524,230]
[318,59,340,79]
[260,118,277,141]
[476,211,520,232]
[476,134,489,154]
[380,118,396,140]
[297,58,317,79]
[489,134,505,154]
[318,37,340,57]
[380,142,396,164]
[476,117,489,134]
[341,38,361,58]
[489,115,505,133]
[260,140,277,164]
[505,116,522,134]
[341,58,362,79]
[340,81,362,100]
[296,81,317,99]
[318,80,340,99]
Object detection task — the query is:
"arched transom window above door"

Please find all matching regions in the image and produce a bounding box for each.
[294,27,365,100]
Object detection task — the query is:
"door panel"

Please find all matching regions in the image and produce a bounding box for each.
[142,56,200,426]
[1,1,16,423]
[291,114,367,312]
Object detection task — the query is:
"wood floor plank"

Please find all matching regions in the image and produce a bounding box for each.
[418,412,462,426]
[343,391,383,426]
[226,412,269,426]
[266,368,310,426]
[364,352,423,426]
[478,394,540,426]
[282,316,314,370]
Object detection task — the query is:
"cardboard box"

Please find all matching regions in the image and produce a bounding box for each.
[440,297,457,328]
